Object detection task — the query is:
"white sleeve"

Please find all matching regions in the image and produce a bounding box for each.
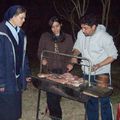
[102,34,118,59]
[73,31,82,52]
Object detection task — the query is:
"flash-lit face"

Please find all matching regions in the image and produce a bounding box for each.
[9,12,26,27]
[81,24,96,36]
[51,21,62,36]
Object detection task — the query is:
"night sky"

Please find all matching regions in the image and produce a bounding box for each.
[0,0,120,64]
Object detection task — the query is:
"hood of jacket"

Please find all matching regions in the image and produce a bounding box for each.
[95,24,106,33]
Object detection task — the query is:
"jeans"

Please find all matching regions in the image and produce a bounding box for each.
[84,74,114,120]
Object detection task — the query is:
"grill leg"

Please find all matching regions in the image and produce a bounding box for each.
[84,102,88,120]
[36,89,41,120]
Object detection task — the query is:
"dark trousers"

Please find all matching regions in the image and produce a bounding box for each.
[84,74,113,120]
[47,92,62,119]
[47,68,63,120]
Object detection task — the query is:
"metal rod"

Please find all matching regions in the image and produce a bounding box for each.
[41,50,92,86]
[36,89,41,120]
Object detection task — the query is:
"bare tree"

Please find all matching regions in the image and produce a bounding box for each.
[100,0,111,28]
[70,0,89,19]
[100,0,120,52]
[53,0,89,40]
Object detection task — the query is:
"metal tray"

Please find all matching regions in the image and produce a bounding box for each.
[31,76,89,103]
[83,85,113,98]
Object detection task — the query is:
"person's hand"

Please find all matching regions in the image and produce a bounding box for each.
[42,59,48,65]
[26,77,31,82]
[71,58,78,64]
[0,87,5,92]
[92,64,101,72]
[67,64,73,72]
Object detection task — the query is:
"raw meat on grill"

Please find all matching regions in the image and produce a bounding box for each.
[37,72,86,87]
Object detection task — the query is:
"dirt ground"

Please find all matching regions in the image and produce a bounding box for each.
[19,60,120,120]
[20,83,118,120]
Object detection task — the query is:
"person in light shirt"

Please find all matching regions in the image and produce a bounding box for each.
[67,14,118,120]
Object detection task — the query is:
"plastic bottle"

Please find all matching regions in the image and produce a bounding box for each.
[117,103,120,120]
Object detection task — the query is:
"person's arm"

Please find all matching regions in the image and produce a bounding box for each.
[67,32,81,71]
[37,33,48,65]
[0,37,6,92]
[71,49,81,63]
[24,54,31,78]
[93,35,118,71]
[71,31,82,63]
[37,33,46,59]
[92,57,115,71]
[65,34,74,54]
[67,49,81,72]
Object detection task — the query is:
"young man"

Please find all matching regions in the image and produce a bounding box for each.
[68,14,118,120]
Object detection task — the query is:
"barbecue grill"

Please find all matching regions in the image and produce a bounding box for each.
[31,50,113,120]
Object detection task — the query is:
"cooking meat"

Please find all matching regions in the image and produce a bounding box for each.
[37,73,52,78]
[37,72,86,87]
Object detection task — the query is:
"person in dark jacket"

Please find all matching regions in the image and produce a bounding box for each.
[0,5,31,120]
[38,16,73,120]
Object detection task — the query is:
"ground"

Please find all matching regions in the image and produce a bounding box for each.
[20,83,118,120]
[20,62,120,120]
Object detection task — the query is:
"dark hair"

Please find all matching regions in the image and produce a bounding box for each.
[48,16,62,27]
[4,5,26,21]
[80,14,98,27]
[48,16,65,42]
[14,6,26,16]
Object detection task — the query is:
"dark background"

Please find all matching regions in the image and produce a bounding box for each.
[0,0,120,65]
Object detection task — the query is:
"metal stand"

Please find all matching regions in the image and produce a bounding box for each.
[34,50,92,120]
[32,50,113,120]
[36,89,41,120]
[35,90,88,120]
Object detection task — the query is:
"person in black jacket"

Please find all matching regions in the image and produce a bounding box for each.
[0,5,31,120]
